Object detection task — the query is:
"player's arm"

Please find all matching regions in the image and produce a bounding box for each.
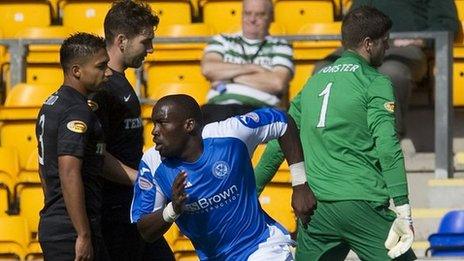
[137,171,187,242]
[232,65,292,95]
[57,105,95,260]
[58,155,93,261]
[201,52,264,85]
[367,76,413,258]
[102,151,137,185]
[254,92,303,194]
[277,113,316,225]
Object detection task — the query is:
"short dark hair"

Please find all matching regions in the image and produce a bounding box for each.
[60,32,106,73]
[342,6,392,49]
[104,0,159,44]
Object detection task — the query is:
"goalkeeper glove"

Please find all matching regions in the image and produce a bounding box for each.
[384,204,414,259]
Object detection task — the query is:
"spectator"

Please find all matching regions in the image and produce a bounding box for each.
[201,0,294,124]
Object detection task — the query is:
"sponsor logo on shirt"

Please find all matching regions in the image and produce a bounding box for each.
[87,100,99,111]
[124,117,142,130]
[138,176,153,190]
[384,101,395,113]
[123,94,131,102]
[66,120,87,133]
[212,161,230,179]
[184,185,239,214]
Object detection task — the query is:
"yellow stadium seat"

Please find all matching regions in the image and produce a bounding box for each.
[0,146,20,191]
[17,185,43,240]
[0,83,57,121]
[456,0,464,21]
[5,83,57,108]
[274,0,334,34]
[151,23,213,61]
[0,216,28,260]
[145,62,208,101]
[452,21,464,106]
[60,0,110,35]
[147,82,209,105]
[157,23,214,37]
[0,185,9,217]
[175,251,199,261]
[290,22,341,99]
[15,26,75,63]
[0,122,37,169]
[17,149,40,184]
[148,0,192,26]
[0,1,51,38]
[259,181,296,232]
[144,121,154,149]
[200,0,242,33]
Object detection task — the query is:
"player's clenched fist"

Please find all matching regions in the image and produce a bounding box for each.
[292,183,317,227]
[385,204,414,258]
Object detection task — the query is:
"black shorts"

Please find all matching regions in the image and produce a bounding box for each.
[201,103,261,124]
[40,236,109,261]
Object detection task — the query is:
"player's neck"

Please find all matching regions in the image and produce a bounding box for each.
[107,46,126,74]
[63,78,88,96]
[179,137,204,163]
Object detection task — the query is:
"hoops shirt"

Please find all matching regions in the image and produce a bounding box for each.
[131,108,291,260]
[36,85,105,241]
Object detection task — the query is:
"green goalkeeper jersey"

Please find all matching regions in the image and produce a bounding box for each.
[255,51,409,204]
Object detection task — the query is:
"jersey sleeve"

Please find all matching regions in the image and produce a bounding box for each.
[203,108,288,156]
[254,94,302,193]
[57,104,93,158]
[130,149,166,223]
[204,34,226,56]
[367,76,409,200]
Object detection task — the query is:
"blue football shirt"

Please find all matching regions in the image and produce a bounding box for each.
[131,108,291,260]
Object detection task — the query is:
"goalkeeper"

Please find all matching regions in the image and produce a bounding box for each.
[255,6,416,261]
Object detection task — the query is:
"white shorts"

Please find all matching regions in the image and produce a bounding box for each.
[248,225,295,261]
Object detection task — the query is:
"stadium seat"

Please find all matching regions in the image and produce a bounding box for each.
[0,216,28,260]
[274,0,335,34]
[16,185,43,240]
[427,210,464,256]
[5,83,57,108]
[17,149,40,184]
[147,82,209,105]
[453,24,464,106]
[0,146,20,189]
[0,122,37,169]
[456,0,464,21]
[145,62,208,102]
[152,23,213,61]
[290,22,341,99]
[60,0,111,35]
[1,83,57,120]
[144,121,154,149]
[0,1,51,38]
[200,0,242,33]
[148,0,192,26]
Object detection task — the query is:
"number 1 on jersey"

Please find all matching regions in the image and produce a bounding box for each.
[317,82,333,128]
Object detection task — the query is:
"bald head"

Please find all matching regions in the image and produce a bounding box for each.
[154,94,203,129]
